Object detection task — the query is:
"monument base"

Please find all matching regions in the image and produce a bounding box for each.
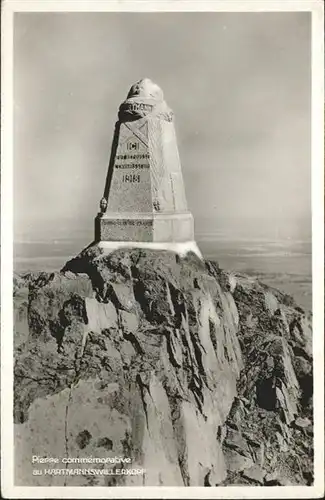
[96,240,202,259]
[95,212,194,243]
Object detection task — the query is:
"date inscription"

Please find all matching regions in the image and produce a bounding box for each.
[122,174,140,183]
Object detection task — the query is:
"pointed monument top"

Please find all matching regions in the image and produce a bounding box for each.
[127,78,164,101]
[119,78,172,122]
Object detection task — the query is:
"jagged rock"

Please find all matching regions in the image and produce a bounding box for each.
[224,428,250,456]
[242,465,265,484]
[224,449,254,472]
[275,431,288,452]
[264,291,279,315]
[110,282,136,311]
[264,470,294,486]
[13,247,313,486]
[264,470,280,484]
[294,417,311,429]
[217,263,313,486]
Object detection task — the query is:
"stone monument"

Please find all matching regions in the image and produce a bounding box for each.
[95,78,199,255]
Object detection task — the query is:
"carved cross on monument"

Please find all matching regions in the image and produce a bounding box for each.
[95,78,194,243]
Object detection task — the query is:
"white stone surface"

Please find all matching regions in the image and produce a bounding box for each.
[97,240,202,259]
[96,78,195,243]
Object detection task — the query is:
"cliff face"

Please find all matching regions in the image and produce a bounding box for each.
[13,246,313,487]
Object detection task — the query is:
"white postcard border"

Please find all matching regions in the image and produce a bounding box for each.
[1,1,324,499]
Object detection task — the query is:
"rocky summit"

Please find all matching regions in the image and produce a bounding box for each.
[13,246,313,486]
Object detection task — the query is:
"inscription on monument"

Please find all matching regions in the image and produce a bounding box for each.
[122,174,141,183]
[127,140,139,151]
[120,102,154,114]
[113,134,150,185]
[104,118,151,212]
[115,164,149,169]
[116,154,149,160]
[110,219,151,226]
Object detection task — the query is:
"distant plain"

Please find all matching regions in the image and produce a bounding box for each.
[14,226,312,312]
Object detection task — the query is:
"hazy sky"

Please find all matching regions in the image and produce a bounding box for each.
[14,12,311,241]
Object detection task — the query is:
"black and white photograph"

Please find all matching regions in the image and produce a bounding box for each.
[1,0,324,498]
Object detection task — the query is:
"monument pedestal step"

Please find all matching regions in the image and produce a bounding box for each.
[96,240,202,259]
[95,212,194,243]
